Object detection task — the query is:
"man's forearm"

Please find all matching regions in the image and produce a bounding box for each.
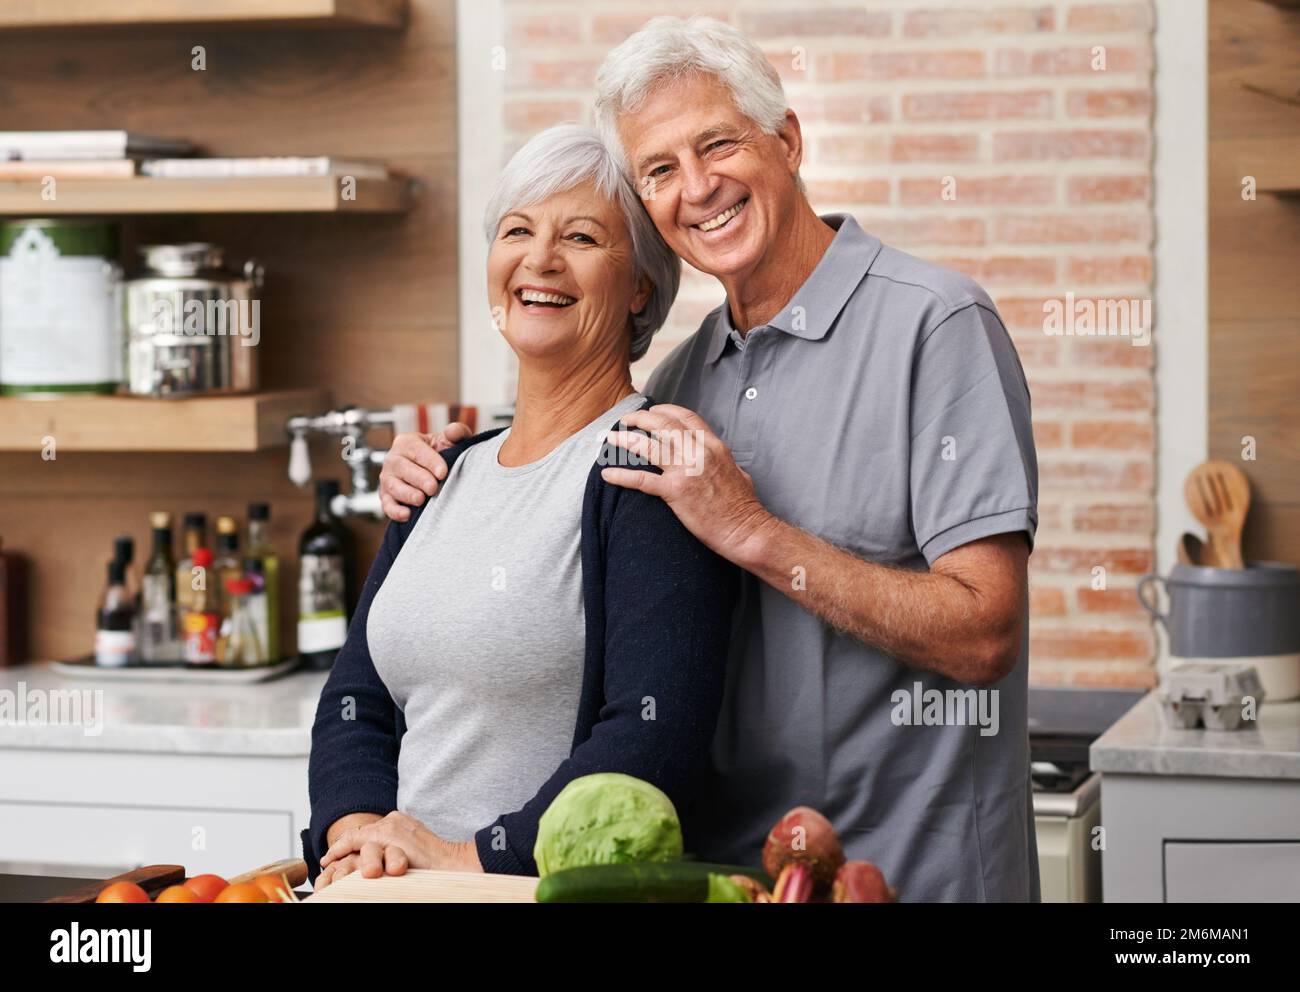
[733,514,1021,687]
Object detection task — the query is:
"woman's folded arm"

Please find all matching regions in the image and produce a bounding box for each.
[474,480,740,875]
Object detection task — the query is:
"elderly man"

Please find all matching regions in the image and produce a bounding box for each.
[380,16,1039,902]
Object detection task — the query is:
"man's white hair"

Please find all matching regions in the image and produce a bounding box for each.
[483,123,680,362]
[594,15,790,173]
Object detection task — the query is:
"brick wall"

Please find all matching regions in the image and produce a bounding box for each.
[495,0,1157,687]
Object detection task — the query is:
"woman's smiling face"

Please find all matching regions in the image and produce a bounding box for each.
[487,180,649,364]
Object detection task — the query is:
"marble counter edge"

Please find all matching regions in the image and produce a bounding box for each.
[0,725,313,757]
[1090,693,1300,781]
[0,663,325,757]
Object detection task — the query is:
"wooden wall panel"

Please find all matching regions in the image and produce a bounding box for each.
[1208,0,1300,566]
[0,0,457,661]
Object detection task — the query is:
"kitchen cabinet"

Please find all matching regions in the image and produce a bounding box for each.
[0,801,289,878]
[1091,692,1300,902]
[1164,842,1300,901]
[0,664,325,879]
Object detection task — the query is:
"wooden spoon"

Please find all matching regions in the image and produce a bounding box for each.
[229,857,308,888]
[1184,460,1250,569]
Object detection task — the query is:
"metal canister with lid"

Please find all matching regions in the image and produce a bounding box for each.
[123,243,263,397]
[0,219,123,395]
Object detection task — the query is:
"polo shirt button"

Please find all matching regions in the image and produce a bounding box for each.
[744,386,758,400]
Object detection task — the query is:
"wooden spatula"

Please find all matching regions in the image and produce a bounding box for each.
[1184,460,1250,569]
[228,857,308,901]
[229,858,307,888]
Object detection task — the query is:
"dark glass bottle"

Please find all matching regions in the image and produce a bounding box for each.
[95,558,137,667]
[297,480,353,670]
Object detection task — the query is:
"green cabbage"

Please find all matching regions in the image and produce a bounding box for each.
[534,773,683,877]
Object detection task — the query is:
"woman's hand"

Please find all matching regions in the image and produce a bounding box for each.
[314,850,407,892]
[315,812,406,892]
[319,811,484,878]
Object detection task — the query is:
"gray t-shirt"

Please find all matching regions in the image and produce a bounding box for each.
[647,215,1040,902]
[367,391,645,842]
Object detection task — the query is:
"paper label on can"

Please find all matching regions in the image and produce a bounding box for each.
[0,255,122,385]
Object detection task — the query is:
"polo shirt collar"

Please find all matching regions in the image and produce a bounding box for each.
[704,213,882,364]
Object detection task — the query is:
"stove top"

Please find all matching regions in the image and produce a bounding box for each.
[1027,687,1145,795]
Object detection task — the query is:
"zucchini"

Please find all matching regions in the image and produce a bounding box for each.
[536,862,770,904]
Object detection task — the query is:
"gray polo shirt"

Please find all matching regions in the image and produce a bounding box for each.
[646,214,1040,902]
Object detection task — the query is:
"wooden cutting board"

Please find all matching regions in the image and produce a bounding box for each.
[304,869,538,903]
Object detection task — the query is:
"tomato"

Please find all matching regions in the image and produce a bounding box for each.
[213,882,269,903]
[251,873,293,903]
[154,885,200,903]
[95,881,150,903]
[182,874,229,903]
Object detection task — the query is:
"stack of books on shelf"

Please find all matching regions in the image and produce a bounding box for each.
[0,130,194,178]
[0,131,391,181]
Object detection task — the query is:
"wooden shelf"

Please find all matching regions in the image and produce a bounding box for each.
[1234,137,1300,194]
[0,175,414,216]
[0,389,328,452]
[0,1,408,30]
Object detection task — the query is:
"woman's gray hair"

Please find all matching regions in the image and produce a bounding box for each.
[483,123,679,363]
[594,15,790,169]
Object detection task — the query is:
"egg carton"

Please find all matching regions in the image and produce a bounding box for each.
[1158,661,1266,731]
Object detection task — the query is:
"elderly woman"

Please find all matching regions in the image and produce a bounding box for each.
[303,124,738,887]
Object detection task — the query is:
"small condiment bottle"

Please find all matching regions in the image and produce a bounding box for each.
[182,548,220,666]
[217,577,263,668]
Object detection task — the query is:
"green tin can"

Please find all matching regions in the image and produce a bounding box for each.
[0,219,124,396]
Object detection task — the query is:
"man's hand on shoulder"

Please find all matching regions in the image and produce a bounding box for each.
[601,403,772,561]
[378,422,473,521]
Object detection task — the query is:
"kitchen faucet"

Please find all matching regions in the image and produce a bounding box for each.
[285,402,511,518]
[285,406,397,519]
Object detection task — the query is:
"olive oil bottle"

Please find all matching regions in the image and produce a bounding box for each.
[140,511,179,662]
[245,502,280,663]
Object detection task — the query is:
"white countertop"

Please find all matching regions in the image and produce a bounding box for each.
[0,663,327,757]
[1091,691,1300,780]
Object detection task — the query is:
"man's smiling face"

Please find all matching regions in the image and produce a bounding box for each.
[616,72,803,281]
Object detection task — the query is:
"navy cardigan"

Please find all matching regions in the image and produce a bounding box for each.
[302,398,739,880]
